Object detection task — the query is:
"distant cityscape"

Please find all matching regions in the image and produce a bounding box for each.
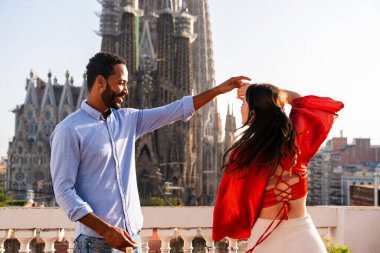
[307,132,380,206]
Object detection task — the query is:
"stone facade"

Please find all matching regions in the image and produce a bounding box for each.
[6,71,87,206]
[97,0,232,205]
[6,0,236,206]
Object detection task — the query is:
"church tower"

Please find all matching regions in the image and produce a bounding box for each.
[97,0,121,53]
[119,0,143,76]
[94,0,234,205]
[156,0,176,83]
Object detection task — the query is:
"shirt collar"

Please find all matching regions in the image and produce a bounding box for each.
[81,100,110,120]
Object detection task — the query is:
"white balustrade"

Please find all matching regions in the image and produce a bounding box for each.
[14,229,36,253]
[140,229,152,253]
[179,228,197,253]
[39,228,61,253]
[0,229,12,253]
[0,206,379,253]
[202,228,215,253]
[62,229,75,253]
[228,238,238,253]
[157,228,176,253]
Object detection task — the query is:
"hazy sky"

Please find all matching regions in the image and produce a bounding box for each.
[0,0,379,157]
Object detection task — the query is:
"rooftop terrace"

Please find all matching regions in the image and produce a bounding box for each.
[1,206,379,253]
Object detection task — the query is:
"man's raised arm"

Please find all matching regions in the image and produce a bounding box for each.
[193,76,251,111]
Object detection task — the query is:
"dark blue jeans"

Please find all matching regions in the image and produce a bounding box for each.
[74,232,141,253]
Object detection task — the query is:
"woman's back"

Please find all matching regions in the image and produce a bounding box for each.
[259,164,308,219]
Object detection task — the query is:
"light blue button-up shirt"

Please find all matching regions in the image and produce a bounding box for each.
[50,96,194,238]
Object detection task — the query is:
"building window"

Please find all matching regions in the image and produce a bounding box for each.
[35,171,45,180]
[45,110,51,120]
[15,172,25,181]
[27,110,33,120]
[332,155,341,161]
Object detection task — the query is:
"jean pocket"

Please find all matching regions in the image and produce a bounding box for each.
[73,241,81,253]
[88,241,112,253]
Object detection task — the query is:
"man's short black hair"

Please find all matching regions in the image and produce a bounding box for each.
[86,52,126,91]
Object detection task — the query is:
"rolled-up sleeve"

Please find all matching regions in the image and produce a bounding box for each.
[136,96,195,138]
[50,125,93,221]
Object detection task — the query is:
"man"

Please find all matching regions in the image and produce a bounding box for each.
[50,52,249,253]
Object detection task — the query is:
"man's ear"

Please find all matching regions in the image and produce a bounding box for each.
[96,75,104,88]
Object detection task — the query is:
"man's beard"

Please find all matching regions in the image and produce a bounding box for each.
[101,81,125,109]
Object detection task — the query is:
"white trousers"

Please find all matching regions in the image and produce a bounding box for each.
[246,215,327,253]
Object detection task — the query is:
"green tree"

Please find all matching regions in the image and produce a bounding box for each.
[144,197,165,206]
[0,188,26,207]
[323,237,351,253]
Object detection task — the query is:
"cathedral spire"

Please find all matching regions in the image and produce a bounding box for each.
[96,0,122,36]
[187,0,216,92]
[121,0,143,16]
[120,0,138,9]
[41,71,57,110]
[47,70,52,84]
[77,72,88,109]
[59,70,75,121]
[174,3,197,43]
[118,0,143,77]
[139,19,156,70]
[156,0,176,82]
[24,78,38,107]
[181,0,188,13]
[65,70,70,83]
[96,0,122,52]
[161,0,173,11]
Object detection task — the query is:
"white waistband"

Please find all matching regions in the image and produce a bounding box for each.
[253,215,313,229]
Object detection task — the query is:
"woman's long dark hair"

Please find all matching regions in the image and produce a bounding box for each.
[222,84,299,174]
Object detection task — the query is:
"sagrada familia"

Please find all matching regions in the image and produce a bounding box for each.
[6,0,236,206]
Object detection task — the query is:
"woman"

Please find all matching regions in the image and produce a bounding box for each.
[212,83,344,253]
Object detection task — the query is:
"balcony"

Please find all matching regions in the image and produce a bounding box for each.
[1,206,379,253]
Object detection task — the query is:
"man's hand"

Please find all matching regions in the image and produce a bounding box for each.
[237,83,252,100]
[217,76,251,94]
[78,212,137,251]
[193,76,251,111]
[102,226,137,251]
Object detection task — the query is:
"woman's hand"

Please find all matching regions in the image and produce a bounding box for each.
[237,83,252,100]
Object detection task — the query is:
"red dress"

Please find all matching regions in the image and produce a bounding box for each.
[212,96,344,250]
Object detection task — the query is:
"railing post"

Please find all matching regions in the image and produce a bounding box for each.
[157,229,176,253]
[0,230,12,253]
[63,229,76,253]
[140,229,153,253]
[180,228,197,253]
[201,228,215,253]
[228,238,238,253]
[40,229,62,253]
[14,229,36,253]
